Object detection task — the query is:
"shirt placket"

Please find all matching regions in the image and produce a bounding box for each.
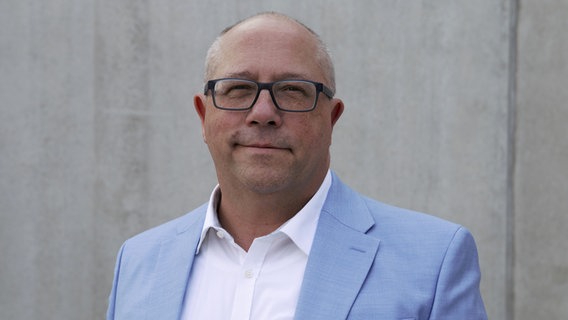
[229,234,275,320]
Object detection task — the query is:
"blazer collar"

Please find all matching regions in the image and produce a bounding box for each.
[321,171,376,233]
[144,205,207,320]
[295,172,381,320]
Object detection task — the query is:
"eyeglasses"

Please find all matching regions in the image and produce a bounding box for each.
[204,78,334,112]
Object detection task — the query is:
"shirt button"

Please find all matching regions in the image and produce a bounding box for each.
[216,230,224,239]
[244,270,254,278]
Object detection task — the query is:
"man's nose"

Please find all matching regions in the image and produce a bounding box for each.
[245,90,283,127]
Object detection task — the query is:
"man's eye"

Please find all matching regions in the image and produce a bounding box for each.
[282,85,303,92]
[231,84,254,91]
[279,84,310,96]
[220,84,255,96]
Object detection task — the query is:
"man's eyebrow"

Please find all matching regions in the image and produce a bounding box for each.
[223,71,255,79]
[276,72,312,80]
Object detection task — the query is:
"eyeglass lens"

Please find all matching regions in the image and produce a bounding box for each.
[212,79,317,111]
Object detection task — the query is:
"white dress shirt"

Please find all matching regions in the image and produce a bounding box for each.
[181,171,332,320]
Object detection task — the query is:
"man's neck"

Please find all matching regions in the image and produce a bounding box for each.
[216,186,317,251]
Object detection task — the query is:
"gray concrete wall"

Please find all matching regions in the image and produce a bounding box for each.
[515,1,568,319]
[0,1,565,319]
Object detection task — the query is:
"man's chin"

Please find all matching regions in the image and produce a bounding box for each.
[236,169,294,195]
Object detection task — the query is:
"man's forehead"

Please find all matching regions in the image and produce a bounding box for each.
[212,45,322,81]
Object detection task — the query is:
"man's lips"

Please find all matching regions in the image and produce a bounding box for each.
[243,143,282,149]
[235,142,290,151]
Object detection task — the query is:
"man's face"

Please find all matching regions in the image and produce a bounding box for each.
[194,17,343,197]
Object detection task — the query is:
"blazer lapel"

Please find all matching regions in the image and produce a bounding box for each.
[295,173,380,320]
[144,210,206,320]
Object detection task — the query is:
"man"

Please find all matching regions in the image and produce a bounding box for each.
[107,12,487,319]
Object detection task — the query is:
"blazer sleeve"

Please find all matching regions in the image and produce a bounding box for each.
[428,227,488,320]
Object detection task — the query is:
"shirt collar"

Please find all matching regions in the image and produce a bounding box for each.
[277,171,331,255]
[195,186,223,254]
[195,170,332,255]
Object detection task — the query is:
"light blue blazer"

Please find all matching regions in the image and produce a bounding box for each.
[107,172,487,319]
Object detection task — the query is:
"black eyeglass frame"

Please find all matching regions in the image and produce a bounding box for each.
[203,78,335,112]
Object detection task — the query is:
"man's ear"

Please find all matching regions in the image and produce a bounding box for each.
[330,98,344,127]
[194,94,208,143]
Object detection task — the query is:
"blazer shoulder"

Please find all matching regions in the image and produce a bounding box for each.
[122,203,207,252]
[363,196,462,234]
[358,194,481,270]
[327,172,463,238]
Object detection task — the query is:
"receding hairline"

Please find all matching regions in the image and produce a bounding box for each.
[221,12,317,38]
[203,12,336,94]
